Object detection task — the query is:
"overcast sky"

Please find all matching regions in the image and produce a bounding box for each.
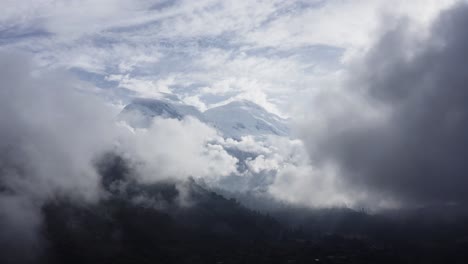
[6,2,468,261]
[1,0,468,212]
[0,0,458,116]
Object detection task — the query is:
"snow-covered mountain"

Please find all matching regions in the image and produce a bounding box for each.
[119,97,289,139]
[204,100,289,139]
[118,97,295,194]
[119,97,205,128]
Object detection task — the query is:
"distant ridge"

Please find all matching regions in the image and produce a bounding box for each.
[119,97,289,139]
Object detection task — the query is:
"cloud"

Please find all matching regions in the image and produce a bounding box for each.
[0,0,156,40]
[3,0,455,120]
[1,0,464,213]
[119,117,238,183]
[298,2,468,207]
[0,1,401,116]
[0,51,239,259]
[0,52,118,202]
[244,0,458,51]
[0,51,120,261]
[0,194,43,263]
[216,134,360,208]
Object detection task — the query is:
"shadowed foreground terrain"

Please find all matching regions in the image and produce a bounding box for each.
[23,154,467,264]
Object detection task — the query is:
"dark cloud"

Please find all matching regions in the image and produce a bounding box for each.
[0,50,240,261]
[303,3,468,206]
[0,51,119,262]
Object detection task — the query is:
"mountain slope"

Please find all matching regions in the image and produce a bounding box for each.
[204,100,289,139]
[118,98,204,128]
[41,153,283,264]
[119,98,290,139]
[34,153,468,264]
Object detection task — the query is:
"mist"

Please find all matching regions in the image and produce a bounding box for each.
[0,51,240,261]
[2,1,468,263]
[298,2,468,208]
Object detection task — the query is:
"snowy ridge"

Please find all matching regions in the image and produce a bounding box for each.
[118,97,204,128]
[204,100,289,139]
[119,98,289,139]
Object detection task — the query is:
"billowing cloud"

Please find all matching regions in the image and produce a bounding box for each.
[3,0,456,117]
[0,51,240,260]
[0,51,119,262]
[120,117,238,183]
[299,2,468,207]
[1,3,466,249]
[0,52,118,203]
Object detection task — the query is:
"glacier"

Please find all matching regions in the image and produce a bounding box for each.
[119,97,290,139]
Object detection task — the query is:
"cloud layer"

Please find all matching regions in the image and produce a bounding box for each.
[0,51,240,260]
[2,4,468,259]
[1,0,457,116]
[300,2,468,207]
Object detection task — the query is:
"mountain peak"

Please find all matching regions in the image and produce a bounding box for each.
[220,100,264,110]
[204,100,289,139]
[118,97,204,128]
[118,98,290,139]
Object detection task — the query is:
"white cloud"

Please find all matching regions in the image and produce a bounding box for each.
[107,74,173,96]
[245,0,458,50]
[0,51,119,203]
[0,51,242,255]
[120,117,238,183]
[1,0,462,211]
[223,136,272,154]
[3,0,457,118]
